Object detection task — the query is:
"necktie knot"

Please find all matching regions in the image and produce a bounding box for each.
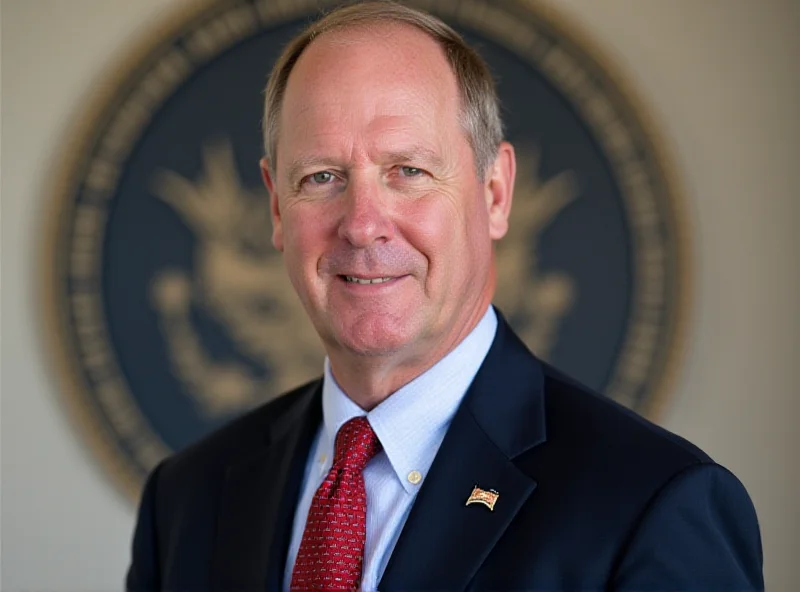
[333,416,382,473]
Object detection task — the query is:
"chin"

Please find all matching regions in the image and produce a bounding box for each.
[330,314,420,358]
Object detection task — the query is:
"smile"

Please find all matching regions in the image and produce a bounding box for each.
[343,275,395,285]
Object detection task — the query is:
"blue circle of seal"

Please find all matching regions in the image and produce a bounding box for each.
[44,0,690,500]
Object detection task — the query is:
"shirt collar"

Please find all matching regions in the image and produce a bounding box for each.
[321,306,498,493]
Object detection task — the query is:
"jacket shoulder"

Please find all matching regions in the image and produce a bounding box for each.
[158,378,321,487]
[531,362,713,486]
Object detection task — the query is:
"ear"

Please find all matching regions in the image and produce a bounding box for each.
[484,141,516,240]
[260,157,284,252]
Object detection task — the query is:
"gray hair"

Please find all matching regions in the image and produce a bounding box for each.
[262,1,504,180]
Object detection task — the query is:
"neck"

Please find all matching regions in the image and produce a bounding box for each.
[327,301,492,411]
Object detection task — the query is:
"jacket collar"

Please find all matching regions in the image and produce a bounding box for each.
[379,310,547,590]
[211,380,322,592]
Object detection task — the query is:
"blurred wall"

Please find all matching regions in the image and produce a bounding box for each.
[1,0,798,590]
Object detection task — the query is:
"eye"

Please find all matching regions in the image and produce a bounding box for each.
[308,171,335,184]
[399,166,424,177]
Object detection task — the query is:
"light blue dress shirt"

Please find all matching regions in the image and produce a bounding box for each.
[284,306,498,591]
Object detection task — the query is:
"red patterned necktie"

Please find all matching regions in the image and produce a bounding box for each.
[290,416,382,590]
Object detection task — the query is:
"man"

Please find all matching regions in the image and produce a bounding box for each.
[127,2,763,590]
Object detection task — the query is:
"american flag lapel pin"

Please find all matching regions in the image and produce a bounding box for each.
[465,485,499,511]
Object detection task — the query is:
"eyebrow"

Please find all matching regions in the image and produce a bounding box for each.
[286,156,339,186]
[382,146,445,170]
[284,145,445,184]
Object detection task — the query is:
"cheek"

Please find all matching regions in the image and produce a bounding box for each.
[398,197,460,261]
[414,188,488,241]
[397,191,485,285]
[280,209,332,291]
[283,208,327,256]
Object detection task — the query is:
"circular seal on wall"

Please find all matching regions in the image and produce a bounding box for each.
[44,0,690,500]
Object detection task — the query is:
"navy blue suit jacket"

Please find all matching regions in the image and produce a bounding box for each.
[127,313,763,590]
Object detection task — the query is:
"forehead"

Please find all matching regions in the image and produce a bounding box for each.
[277,23,463,165]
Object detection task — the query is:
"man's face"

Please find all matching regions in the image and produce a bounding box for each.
[262,24,513,366]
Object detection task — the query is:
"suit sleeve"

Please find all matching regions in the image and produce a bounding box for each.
[610,462,764,591]
[126,462,165,592]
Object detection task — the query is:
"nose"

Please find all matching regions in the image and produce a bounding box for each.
[337,174,395,247]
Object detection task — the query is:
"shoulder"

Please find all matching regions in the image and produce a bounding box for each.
[155,378,321,491]
[512,362,761,581]
[514,360,722,515]
[540,362,711,468]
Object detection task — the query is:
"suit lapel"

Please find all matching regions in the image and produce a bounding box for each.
[380,313,547,590]
[211,382,322,592]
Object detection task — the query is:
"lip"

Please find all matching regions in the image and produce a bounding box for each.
[336,274,408,290]
[342,274,395,284]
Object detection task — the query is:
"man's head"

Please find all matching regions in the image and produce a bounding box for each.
[260,1,515,397]
[262,1,504,181]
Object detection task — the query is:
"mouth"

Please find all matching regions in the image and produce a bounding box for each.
[341,275,396,285]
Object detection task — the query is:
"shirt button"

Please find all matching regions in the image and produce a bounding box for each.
[407,470,422,485]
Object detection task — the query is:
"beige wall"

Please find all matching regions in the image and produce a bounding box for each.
[1,0,798,590]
